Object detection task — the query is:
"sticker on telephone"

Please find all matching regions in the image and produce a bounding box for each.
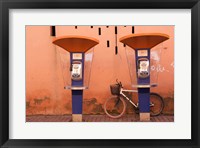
[138,50,148,57]
[73,53,82,60]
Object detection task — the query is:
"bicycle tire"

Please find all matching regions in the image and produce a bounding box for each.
[104,96,126,119]
[150,93,164,116]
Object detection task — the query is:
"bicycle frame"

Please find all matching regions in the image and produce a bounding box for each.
[120,87,138,108]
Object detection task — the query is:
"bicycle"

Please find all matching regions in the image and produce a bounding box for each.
[104,79,164,119]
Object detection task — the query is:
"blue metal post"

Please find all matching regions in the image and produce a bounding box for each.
[70,53,84,121]
[135,49,151,120]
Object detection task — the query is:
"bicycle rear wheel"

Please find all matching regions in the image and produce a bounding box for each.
[104,96,126,119]
[150,93,164,116]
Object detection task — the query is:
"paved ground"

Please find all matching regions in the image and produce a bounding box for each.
[26,114,174,122]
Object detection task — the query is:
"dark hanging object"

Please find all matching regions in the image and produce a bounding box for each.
[115,26,118,34]
[132,26,135,33]
[124,44,126,47]
[107,40,110,47]
[75,26,77,29]
[98,27,101,35]
[115,26,118,55]
[91,26,93,28]
[115,46,118,54]
[50,26,56,36]
[106,26,109,28]
[124,26,126,27]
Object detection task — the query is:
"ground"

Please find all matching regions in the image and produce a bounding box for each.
[26,114,174,122]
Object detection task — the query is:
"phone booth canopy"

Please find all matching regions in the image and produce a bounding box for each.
[120,33,169,88]
[53,36,99,90]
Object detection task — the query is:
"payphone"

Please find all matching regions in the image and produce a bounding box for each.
[71,60,82,80]
[53,36,99,122]
[120,33,169,121]
[138,58,149,78]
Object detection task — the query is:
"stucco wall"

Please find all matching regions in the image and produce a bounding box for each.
[26,26,174,115]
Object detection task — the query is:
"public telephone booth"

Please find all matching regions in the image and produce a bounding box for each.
[120,33,169,121]
[52,36,99,122]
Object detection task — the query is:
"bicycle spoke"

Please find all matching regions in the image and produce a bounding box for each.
[104,96,126,119]
[150,93,164,116]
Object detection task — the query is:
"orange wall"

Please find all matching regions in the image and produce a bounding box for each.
[26,26,174,115]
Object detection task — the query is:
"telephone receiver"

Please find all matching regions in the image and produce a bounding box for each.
[70,64,72,71]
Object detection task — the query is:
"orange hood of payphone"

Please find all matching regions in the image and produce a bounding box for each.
[119,33,169,49]
[52,35,99,52]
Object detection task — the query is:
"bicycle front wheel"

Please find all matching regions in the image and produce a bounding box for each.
[150,93,164,116]
[104,96,126,119]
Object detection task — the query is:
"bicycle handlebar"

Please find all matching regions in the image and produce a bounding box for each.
[116,79,123,87]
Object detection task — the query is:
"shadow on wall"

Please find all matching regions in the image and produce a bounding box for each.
[27,92,174,115]
[26,96,72,115]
